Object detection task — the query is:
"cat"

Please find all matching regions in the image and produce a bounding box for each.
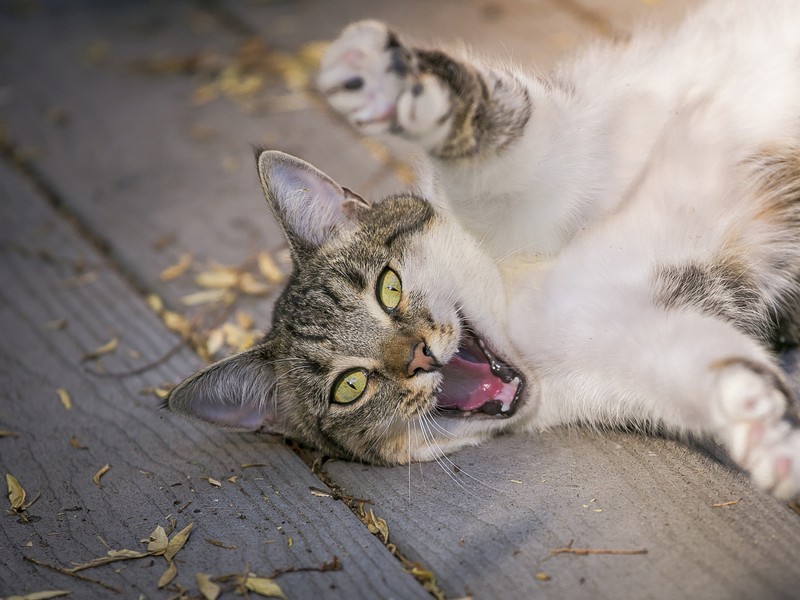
[168,0,800,500]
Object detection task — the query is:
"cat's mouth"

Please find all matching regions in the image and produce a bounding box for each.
[434,329,525,418]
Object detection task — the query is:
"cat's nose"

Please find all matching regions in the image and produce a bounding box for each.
[407,341,441,376]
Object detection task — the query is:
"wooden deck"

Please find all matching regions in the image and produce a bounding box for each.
[2,1,800,598]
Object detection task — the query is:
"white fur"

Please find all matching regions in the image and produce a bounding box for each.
[321,0,800,498]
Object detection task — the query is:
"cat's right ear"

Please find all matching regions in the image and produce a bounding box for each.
[256,150,370,258]
[166,344,291,437]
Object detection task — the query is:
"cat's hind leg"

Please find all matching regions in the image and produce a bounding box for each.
[529,302,800,499]
[711,358,800,499]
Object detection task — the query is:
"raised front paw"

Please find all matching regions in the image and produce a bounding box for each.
[318,21,452,141]
[713,359,800,499]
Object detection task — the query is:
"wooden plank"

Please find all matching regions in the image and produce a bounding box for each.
[326,430,800,599]
[0,162,429,598]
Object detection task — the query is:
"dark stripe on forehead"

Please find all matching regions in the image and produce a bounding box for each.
[284,321,329,344]
[383,219,426,248]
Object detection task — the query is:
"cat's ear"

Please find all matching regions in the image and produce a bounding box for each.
[256,150,370,257]
[167,344,290,436]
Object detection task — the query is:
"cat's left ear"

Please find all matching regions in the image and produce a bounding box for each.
[166,344,292,436]
[257,150,370,258]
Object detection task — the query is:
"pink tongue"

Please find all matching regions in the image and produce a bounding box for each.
[437,354,505,411]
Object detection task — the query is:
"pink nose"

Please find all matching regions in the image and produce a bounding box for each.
[406,341,441,377]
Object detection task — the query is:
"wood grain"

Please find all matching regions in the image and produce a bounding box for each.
[0,161,428,598]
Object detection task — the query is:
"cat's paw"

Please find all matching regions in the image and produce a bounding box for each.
[318,21,452,141]
[712,359,800,499]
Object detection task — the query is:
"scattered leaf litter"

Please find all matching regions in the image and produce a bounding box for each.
[81,336,118,361]
[92,464,110,488]
[56,388,72,410]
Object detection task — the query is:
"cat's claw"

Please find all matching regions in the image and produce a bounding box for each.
[713,359,800,499]
[319,21,451,141]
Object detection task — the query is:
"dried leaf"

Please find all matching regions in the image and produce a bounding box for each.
[180,288,228,306]
[196,572,221,600]
[92,464,110,488]
[164,522,194,561]
[82,336,118,361]
[145,525,169,554]
[157,560,178,588]
[5,591,71,600]
[257,251,284,284]
[205,538,236,550]
[159,253,192,282]
[147,293,164,314]
[238,272,270,295]
[205,328,226,356]
[6,473,26,511]
[56,388,72,410]
[222,323,256,352]
[67,549,149,572]
[196,269,239,289]
[69,435,88,450]
[162,311,192,337]
[535,572,552,581]
[244,575,285,599]
[44,318,68,331]
[205,477,222,488]
[0,430,19,438]
[235,311,254,330]
[364,509,389,543]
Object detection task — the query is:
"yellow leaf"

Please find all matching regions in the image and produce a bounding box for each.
[257,251,284,284]
[195,269,239,289]
[162,311,192,337]
[222,323,256,352]
[238,272,270,295]
[535,572,552,581]
[145,525,169,554]
[5,591,71,600]
[244,575,286,599]
[235,311,254,330]
[6,473,26,511]
[196,572,221,600]
[180,288,228,306]
[56,388,72,410]
[365,509,389,543]
[147,294,164,314]
[92,464,110,488]
[164,522,194,561]
[157,560,178,588]
[67,549,149,572]
[205,328,226,356]
[0,430,19,438]
[82,336,118,361]
[159,253,193,282]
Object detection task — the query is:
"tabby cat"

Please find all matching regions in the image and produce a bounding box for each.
[169,0,800,499]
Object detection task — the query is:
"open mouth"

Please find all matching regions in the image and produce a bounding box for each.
[435,327,525,418]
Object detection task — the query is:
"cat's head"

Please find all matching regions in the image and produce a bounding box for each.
[167,150,532,464]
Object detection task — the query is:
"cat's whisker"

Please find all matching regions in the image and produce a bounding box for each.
[420,413,506,494]
[416,415,477,497]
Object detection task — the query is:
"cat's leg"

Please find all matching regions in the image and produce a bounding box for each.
[528,305,800,499]
[318,21,533,160]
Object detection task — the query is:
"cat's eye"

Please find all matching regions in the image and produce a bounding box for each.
[331,368,369,404]
[377,267,402,311]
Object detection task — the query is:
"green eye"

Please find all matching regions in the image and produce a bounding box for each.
[332,369,369,404]
[377,267,402,310]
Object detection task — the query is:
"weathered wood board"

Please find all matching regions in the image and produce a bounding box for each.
[3,0,800,599]
[0,163,428,597]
